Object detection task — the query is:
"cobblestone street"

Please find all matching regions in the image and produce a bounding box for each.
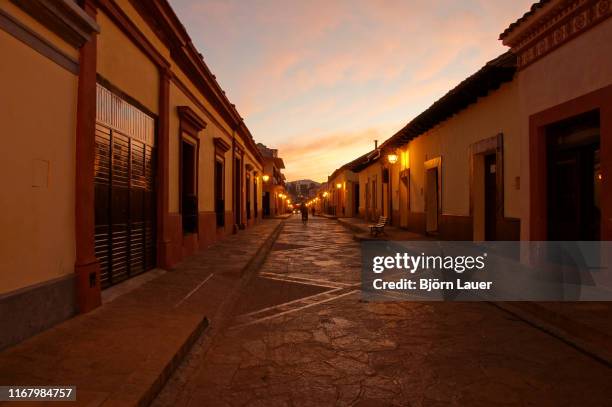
[154,217,612,407]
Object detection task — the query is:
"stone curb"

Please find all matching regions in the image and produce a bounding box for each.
[335,216,612,367]
[134,316,210,407]
[491,302,612,368]
[336,217,367,234]
[141,220,285,407]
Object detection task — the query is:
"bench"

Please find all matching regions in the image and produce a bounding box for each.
[369,216,388,236]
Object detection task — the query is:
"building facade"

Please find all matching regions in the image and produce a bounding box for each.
[340,0,611,242]
[258,143,288,217]
[0,0,264,349]
[326,166,362,218]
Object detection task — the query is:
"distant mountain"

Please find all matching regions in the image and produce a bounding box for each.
[286,180,321,201]
[286,179,321,187]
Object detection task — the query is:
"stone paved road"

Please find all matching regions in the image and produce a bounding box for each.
[154,216,612,407]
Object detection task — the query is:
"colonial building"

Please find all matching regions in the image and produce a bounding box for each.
[0,0,264,349]
[374,52,520,240]
[502,0,611,241]
[258,143,288,217]
[324,153,373,218]
[350,0,611,242]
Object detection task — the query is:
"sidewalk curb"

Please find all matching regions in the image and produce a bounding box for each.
[491,302,612,368]
[145,220,285,406]
[336,217,365,234]
[134,316,210,407]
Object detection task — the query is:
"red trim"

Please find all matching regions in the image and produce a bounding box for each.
[157,69,172,267]
[529,84,612,240]
[74,0,101,313]
[127,0,264,164]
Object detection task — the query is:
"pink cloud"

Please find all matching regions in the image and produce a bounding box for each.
[170,0,536,180]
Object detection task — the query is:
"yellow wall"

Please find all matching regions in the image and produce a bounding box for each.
[0,2,79,61]
[399,80,520,218]
[114,0,170,61]
[168,82,235,213]
[0,30,78,293]
[358,161,383,219]
[329,169,358,217]
[97,11,159,114]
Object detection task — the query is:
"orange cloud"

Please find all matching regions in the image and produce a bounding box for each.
[278,124,400,182]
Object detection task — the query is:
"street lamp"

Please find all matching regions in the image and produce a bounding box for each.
[262,174,270,182]
[335,183,342,189]
[386,153,397,224]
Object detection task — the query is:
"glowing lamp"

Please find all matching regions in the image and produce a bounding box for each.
[262,174,270,182]
[336,183,342,189]
[387,154,398,164]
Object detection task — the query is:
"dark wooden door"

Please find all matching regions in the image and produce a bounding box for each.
[354,184,360,217]
[214,159,224,227]
[234,158,242,225]
[547,111,600,241]
[94,85,156,289]
[263,192,270,216]
[425,168,438,232]
[94,125,156,288]
[548,147,600,240]
[484,153,497,240]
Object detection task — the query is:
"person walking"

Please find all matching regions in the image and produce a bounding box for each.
[300,202,308,225]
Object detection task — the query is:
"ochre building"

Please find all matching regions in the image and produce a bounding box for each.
[329,0,611,242]
[0,0,266,349]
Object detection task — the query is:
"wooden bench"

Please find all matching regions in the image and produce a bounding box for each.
[369,216,388,236]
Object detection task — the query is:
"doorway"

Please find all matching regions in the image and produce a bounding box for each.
[214,158,224,227]
[484,153,497,240]
[547,111,601,240]
[263,192,271,217]
[425,167,439,233]
[234,157,242,227]
[94,84,156,288]
[246,173,251,221]
[181,140,197,235]
[354,184,360,217]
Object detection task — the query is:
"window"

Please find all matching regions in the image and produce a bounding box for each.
[181,139,197,234]
[215,158,224,227]
[246,173,251,220]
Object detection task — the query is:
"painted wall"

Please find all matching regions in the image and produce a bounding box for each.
[329,170,358,217]
[0,29,77,293]
[0,2,79,61]
[399,80,520,220]
[357,162,383,221]
[96,11,159,114]
[168,82,234,214]
[517,18,612,239]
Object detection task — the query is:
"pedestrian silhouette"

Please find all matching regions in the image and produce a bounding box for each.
[300,203,308,225]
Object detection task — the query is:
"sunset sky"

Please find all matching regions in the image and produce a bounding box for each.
[169,0,534,182]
